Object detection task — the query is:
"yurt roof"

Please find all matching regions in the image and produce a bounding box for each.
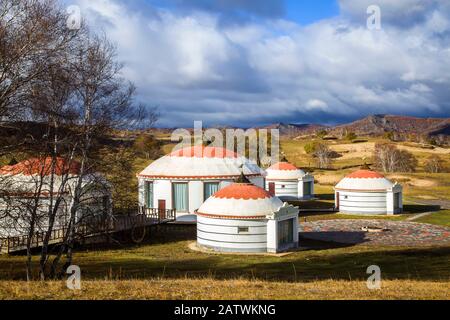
[335,169,395,191]
[0,157,81,176]
[266,162,306,180]
[196,182,283,219]
[138,146,265,179]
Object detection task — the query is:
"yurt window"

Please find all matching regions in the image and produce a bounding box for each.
[144,181,153,208]
[303,182,312,196]
[238,227,249,233]
[172,183,188,212]
[278,219,294,246]
[204,182,219,200]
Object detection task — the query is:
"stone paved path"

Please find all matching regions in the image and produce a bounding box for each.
[299,220,450,247]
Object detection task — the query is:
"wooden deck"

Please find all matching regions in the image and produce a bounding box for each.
[0,207,176,254]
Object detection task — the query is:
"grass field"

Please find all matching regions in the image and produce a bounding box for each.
[1,279,448,300]
[414,210,450,228]
[0,229,449,299]
[1,135,449,300]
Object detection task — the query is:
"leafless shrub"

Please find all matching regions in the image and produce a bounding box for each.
[424,156,446,173]
[374,143,418,173]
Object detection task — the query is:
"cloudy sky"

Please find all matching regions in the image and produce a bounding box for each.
[65,0,450,127]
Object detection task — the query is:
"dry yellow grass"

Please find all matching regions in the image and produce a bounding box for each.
[0,279,448,300]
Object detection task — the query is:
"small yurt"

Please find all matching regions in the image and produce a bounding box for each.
[334,169,403,215]
[0,157,111,237]
[138,146,266,222]
[265,161,314,200]
[196,175,299,253]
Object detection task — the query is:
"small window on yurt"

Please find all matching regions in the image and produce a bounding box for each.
[238,227,249,233]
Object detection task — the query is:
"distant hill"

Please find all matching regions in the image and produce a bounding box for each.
[257,123,329,137]
[331,115,450,137]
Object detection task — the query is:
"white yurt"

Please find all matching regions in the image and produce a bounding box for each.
[334,169,403,215]
[265,161,314,200]
[196,175,299,253]
[137,146,266,222]
[0,157,111,237]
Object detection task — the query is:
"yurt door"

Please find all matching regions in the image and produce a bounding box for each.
[158,200,166,220]
[269,182,275,196]
[336,192,340,210]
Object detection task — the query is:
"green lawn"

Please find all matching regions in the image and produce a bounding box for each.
[414,210,450,228]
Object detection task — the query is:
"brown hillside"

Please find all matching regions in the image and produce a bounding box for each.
[332,115,450,136]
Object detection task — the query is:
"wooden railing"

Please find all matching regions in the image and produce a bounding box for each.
[0,208,176,254]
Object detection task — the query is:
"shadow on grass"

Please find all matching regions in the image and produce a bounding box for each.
[299,231,369,247]
[403,204,441,214]
[317,193,335,201]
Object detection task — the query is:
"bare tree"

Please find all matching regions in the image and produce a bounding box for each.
[0,1,157,281]
[374,143,417,173]
[424,156,445,173]
[313,143,333,169]
[49,33,156,277]
[0,0,78,127]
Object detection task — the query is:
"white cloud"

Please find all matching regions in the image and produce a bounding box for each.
[71,0,450,127]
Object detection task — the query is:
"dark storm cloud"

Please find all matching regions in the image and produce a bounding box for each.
[73,0,450,128]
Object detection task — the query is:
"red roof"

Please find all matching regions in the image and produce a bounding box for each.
[346,170,385,179]
[169,146,238,158]
[268,162,298,171]
[0,157,81,176]
[213,183,272,200]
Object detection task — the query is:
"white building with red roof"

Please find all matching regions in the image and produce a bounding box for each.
[265,161,314,200]
[196,176,299,253]
[0,157,111,237]
[137,146,266,221]
[334,169,403,215]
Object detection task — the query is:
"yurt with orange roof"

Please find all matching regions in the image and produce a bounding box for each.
[137,146,266,222]
[334,169,402,215]
[196,174,299,253]
[0,157,111,237]
[265,160,314,200]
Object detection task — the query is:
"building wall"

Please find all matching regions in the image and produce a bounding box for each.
[197,215,268,252]
[335,190,390,214]
[188,181,203,213]
[265,177,315,200]
[266,180,298,200]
